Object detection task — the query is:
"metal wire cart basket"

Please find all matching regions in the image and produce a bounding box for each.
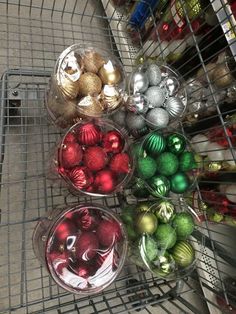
[0,0,236,313]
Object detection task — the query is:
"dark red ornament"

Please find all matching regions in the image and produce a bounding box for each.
[74,207,101,231]
[83,146,107,171]
[64,132,77,144]
[60,142,83,169]
[54,219,77,243]
[96,249,119,271]
[76,122,101,146]
[94,169,117,193]
[68,166,93,190]
[97,219,122,247]
[75,232,99,261]
[70,261,95,278]
[109,152,130,174]
[102,130,124,154]
[48,251,70,275]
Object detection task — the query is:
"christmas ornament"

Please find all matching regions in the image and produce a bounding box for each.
[135,201,152,213]
[70,262,93,278]
[97,219,122,247]
[78,72,102,96]
[166,133,186,155]
[135,212,158,234]
[143,132,166,156]
[154,224,177,249]
[225,185,236,203]
[153,200,175,223]
[152,252,176,277]
[83,146,107,171]
[139,235,158,262]
[112,110,126,127]
[68,166,94,190]
[207,142,225,161]
[179,151,197,172]
[172,212,195,239]
[156,152,179,176]
[172,240,195,268]
[98,61,122,85]
[145,86,165,108]
[60,142,83,168]
[165,97,184,117]
[146,64,162,86]
[59,77,80,99]
[54,219,77,243]
[212,63,233,88]
[170,172,189,194]
[100,85,123,111]
[131,143,144,159]
[126,225,138,241]
[190,134,209,156]
[102,130,124,154]
[76,122,101,146]
[75,207,101,231]
[148,175,170,197]
[126,112,146,130]
[137,156,157,179]
[130,126,149,138]
[146,108,169,129]
[164,77,180,96]
[94,169,117,193]
[109,153,130,174]
[128,92,148,114]
[223,149,236,167]
[75,231,99,261]
[78,95,104,117]
[131,70,149,93]
[82,50,105,73]
[132,177,150,198]
[121,206,135,225]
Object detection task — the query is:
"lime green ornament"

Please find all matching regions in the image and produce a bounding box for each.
[166,133,186,155]
[172,212,195,239]
[153,200,175,223]
[132,177,150,198]
[170,172,190,194]
[152,252,176,277]
[179,151,197,172]
[137,156,157,179]
[136,212,158,234]
[156,152,179,176]
[154,224,177,249]
[131,143,144,159]
[139,234,158,262]
[135,201,152,213]
[148,175,170,197]
[172,240,195,268]
[143,132,166,156]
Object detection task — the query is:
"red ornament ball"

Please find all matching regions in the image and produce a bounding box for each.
[83,146,107,171]
[76,122,101,146]
[110,152,130,174]
[60,142,83,169]
[54,219,77,243]
[102,130,124,154]
[97,219,122,247]
[96,249,119,271]
[70,261,95,278]
[75,232,99,261]
[75,207,101,231]
[68,166,93,190]
[94,169,117,193]
[48,251,69,275]
[64,132,77,144]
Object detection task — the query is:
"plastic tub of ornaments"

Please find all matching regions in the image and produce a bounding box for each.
[126,61,187,137]
[33,203,128,295]
[55,119,134,196]
[135,130,201,198]
[121,200,203,279]
[45,43,126,128]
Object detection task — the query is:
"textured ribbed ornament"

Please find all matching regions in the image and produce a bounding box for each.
[68,166,94,189]
[78,96,104,117]
[165,97,184,117]
[76,122,101,146]
[60,77,80,99]
[100,85,123,111]
[143,132,166,156]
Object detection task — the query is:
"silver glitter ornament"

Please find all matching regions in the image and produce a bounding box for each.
[112,110,126,127]
[147,64,162,86]
[128,92,149,114]
[164,77,180,96]
[146,108,169,129]
[145,86,166,108]
[165,97,184,118]
[126,112,146,130]
[131,71,149,93]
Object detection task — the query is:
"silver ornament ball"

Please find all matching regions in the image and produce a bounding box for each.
[112,110,126,127]
[126,112,146,130]
[131,71,149,93]
[145,86,166,108]
[165,76,180,96]
[129,92,149,114]
[147,63,162,86]
[146,108,169,129]
[165,96,185,118]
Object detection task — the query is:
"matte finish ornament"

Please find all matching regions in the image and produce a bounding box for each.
[143,132,166,156]
[126,112,146,130]
[137,156,157,179]
[145,86,165,108]
[207,142,225,161]
[131,71,149,93]
[179,151,197,172]
[111,110,126,127]
[166,133,186,155]
[225,185,236,203]
[147,63,162,86]
[77,122,101,146]
[165,97,184,117]
[156,152,179,176]
[170,172,189,194]
[146,108,169,129]
[148,175,170,197]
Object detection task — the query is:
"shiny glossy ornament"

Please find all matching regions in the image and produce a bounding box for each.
[172,240,195,268]
[207,142,225,161]
[135,202,152,213]
[109,153,130,174]
[99,60,121,85]
[76,122,101,146]
[70,262,94,278]
[60,142,83,169]
[146,108,169,129]
[154,224,177,249]
[131,71,149,93]
[54,219,77,243]
[100,85,123,111]
[148,175,170,197]
[186,0,202,19]
[212,63,233,88]
[60,77,80,99]
[172,212,195,239]
[68,166,94,189]
[128,93,148,114]
[225,185,236,203]
[166,133,186,155]
[164,77,180,96]
[111,110,126,127]
[137,156,157,179]
[78,72,102,96]
[147,63,162,86]
[82,50,105,73]
[143,132,166,156]
[102,130,124,154]
[135,212,158,234]
[223,148,236,167]
[75,232,99,261]
[170,172,189,194]
[145,86,166,108]
[78,95,104,117]
[94,169,117,193]
[190,134,209,156]
[179,152,196,172]
[165,97,184,118]
[126,112,146,130]
[132,178,150,198]
[153,200,175,223]
[97,219,122,247]
[156,152,179,176]
[152,252,176,277]
[83,146,107,171]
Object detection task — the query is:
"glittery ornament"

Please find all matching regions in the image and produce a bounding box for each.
[135,212,158,234]
[110,153,130,174]
[94,169,117,193]
[156,152,179,176]
[76,122,101,146]
[75,232,99,261]
[139,235,158,262]
[126,112,146,130]
[146,64,162,86]
[170,172,189,194]
[172,240,195,267]
[153,200,175,223]
[128,92,149,114]
[165,97,184,118]
[60,142,83,168]
[78,72,102,96]
[98,61,122,85]
[223,149,236,167]
[137,156,157,179]
[145,86,165,108]
[131,70,149,93]
[100,85,123,111]
[68,166,94,190]
[102,130,124,154]
[112,110,126,127]
[146,108,169,129]
[190,134,209,156]
[152,252,176,277]
[166,133,186,155]
[225,185,236,203]
[165,77,180,96]
[82,50,105,73]
[78,95,104,117]
[83,146,107,171]
[172,212,195,239]
[97,219,122,247]
[154,224,177,249]
[148,175,170,197]
[207,142,225,161]
[64,132,77,144]
[179,151,197,172]
[143,132,166,156]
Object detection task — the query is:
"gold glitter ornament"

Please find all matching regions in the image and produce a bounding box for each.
[77,95,104,117]
[82,50,105,74]
[78,72,102,96]
[99,60,121,85]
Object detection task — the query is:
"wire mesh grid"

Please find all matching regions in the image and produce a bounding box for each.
[0,0,235,313]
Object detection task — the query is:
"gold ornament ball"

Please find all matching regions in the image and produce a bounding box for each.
[60,77,80,99]
[99,64,122,85]
[135,202,152,213]
[212,64,233,88]
[99,85,123,112]
[78,72,102,96]
[82,51,105,74]
[135,212,158,234]
[77,95,104,117]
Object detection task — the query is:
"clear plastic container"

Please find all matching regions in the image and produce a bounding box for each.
[33,204,128,295]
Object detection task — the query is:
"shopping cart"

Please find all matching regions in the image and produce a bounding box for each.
[0,0,236,313]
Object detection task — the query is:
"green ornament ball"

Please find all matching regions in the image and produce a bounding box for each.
[179,151,197,172]
[136,212,158,234]
[132,178,150,198]
[137,156,157,179]
[135,201,152,213]
[139,234,158,262]
[166,133,186,155]
[172,212,195,239]
[172,240,195,268]
[143,132,166,156]
[154,224,177,249]
[126,225,138,240]
[153,200,175,223]
[131,143,144,159]
[156,152,179,176]
[148,175,170,197]
[121,206,135,225]
[152,252,176,277]
[170,172,190,194]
